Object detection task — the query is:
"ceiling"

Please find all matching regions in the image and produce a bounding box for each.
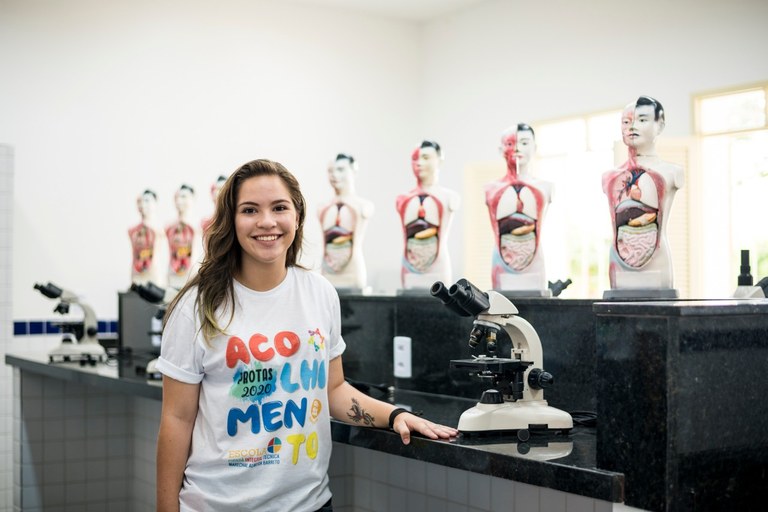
[285,0,490,22]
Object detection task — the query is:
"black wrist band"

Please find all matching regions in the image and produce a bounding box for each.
[388,408,408,429]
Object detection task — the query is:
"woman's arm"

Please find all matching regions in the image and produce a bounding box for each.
[157,376,201,512]
[326,356,457,445]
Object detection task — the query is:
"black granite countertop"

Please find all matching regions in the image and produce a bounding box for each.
[594,298,768,316]
[6,350,624,503]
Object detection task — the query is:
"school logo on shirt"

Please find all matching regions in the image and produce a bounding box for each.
[227,437,282,467]
[267,437,282,454]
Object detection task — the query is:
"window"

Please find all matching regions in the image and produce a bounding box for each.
[695,84,768,297]
[535,112,620,298]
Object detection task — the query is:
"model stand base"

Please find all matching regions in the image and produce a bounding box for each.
[603,288,678,300]
[497,289,553,298]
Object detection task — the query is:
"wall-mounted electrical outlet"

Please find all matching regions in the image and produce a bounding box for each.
[393,336,412,378]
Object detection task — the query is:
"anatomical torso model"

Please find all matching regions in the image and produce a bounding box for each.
[396,141,460,291]
[129,189,168,287]
[485,124,553,294]
[317,154,374,291]
[165,184,202,290]
[602,96,684,297]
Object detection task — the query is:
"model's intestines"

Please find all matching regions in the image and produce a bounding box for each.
[320,202,357,273]
[400,193,443,272]
[606,165,666,268]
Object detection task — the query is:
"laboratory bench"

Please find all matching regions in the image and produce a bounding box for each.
[6,350,623,511]
[8,294,768,511]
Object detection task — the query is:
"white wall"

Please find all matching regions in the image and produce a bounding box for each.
[2,0,768,319]
[1,0,423,318]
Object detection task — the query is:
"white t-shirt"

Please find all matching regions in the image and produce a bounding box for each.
[157,267,346,512]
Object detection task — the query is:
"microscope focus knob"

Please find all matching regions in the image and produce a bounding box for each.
[480,389,504,404]
[528,368,554,390]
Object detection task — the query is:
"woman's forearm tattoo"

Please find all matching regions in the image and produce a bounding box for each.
[347,398,375,426]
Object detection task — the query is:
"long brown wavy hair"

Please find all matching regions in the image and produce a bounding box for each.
[164,159,307,342]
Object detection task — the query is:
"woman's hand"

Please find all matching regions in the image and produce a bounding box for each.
[391,412,459,445]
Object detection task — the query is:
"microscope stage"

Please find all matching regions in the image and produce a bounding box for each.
[450,357,532,373]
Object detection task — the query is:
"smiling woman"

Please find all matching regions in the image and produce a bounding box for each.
[154,158,458,512]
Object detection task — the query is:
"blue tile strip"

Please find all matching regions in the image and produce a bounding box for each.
[13,321,27,336]
[12,319,119,335]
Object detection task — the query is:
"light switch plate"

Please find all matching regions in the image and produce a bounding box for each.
[393,336,412,378]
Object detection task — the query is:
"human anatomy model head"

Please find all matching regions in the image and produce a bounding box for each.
[499,123,536,177]
[413,140,442,188]
[622,95,665,158]
[175,184,195,219]
[328,153,357,196]
[137,189,158,222]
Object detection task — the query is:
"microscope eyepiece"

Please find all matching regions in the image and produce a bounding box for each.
[130,282,167,304]
[432,279,491,317]
[447,279,490,317]
[430,281,473,317]
[34,282,63,299]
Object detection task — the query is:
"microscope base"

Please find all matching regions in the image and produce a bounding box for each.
[48,340,107,365]
[458,399,573,440]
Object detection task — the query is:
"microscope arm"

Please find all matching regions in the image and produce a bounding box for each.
[57,292,99,344]
[70,298,99,344]
[494,315,543,369]
[58,289,79,302]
